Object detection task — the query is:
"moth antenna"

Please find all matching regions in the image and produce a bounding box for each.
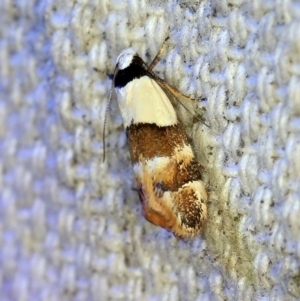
[102,66,118,162]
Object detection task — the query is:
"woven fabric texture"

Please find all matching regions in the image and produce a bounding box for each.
[1,0,300,300]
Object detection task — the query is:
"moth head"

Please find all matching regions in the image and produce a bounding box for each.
[116,48,137,70]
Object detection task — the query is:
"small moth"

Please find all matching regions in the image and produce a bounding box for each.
[105,39,207,238]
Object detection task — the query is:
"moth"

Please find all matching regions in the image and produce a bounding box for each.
[104,38,207,238]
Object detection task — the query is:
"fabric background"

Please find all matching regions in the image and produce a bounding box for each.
[1,0,300,300]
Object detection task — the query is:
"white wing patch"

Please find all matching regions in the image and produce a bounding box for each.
[116,76,178,128]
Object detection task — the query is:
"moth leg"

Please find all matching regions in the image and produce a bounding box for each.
[147,36,170,72]
[138,186,145,203]
[147,37,197,103]
[154,181,165,198]
[154,76,196,103]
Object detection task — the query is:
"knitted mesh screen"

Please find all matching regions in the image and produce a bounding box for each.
[1,0,300,300]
